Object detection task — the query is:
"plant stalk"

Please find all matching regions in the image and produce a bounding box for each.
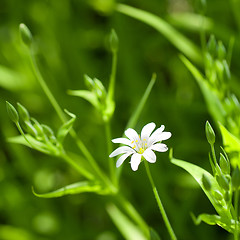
[144,161,177,240]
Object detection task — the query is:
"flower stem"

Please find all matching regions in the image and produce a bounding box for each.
[61,152,95,180]
[144,161,177,240]
[234,189,239,240]
[115,193,149,238]
[105,122,116,185]
[27,47,115,192]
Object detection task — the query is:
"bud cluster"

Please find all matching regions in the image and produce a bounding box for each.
[203,121,240,210]
[6,102,75,156]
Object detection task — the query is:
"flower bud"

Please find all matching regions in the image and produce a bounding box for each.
[202,174,211,191]
[17,103,30,122]
[232,166,240,190]
[213,190,223,201]
[93,78,106,101]
[207,35,217,56]
[217,41,226,60]
[109,29,118,52]
[19,23,33,47]
[84,74,94,90]
[6,101,19,124]
[223,60,231,81]
[216,174,230,191]
[219,153,230,175]
[205,121,215,145]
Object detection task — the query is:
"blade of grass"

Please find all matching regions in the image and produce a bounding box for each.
[115,3,202,64]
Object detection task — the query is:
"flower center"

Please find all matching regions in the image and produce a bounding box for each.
[131,137,148,154]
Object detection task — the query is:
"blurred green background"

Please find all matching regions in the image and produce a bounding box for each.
[1,0,239,239]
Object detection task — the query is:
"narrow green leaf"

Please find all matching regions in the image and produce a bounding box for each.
[191,213,238,233]
[8,135,51,155]
[67,90,99,109]
[219,124,240,167]
[116,3,202,63]
[106,204,147,240]
[150,228,161,240]
[126,73,156,129]
[57,111,76,143]
[6,101,19,124]
[171,158,232,219]
[180,55,226,124]
[33,181,107,198]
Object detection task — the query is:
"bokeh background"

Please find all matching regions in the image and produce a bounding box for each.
[0,0,239,239]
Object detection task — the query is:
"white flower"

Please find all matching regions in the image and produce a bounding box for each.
[109,122,171,171]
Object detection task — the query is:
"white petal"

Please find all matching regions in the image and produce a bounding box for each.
[130,153,142,171]
[143,149,156,163]
[116,152,133,168]
[112,137,131,146]
[141,122,156,140]
[151,132,172,144]
[125,128,139,141]
[150,143,168,152]
[109,146,134,158]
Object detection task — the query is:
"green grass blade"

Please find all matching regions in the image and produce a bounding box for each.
[106,204,147,240]
[33,181,108,198]
[115,3,202,63]
[171,158,232,220]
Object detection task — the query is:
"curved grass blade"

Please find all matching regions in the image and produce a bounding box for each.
[171,158,232,220]
[106,203,147,240]
[115,4,202,63]
[33,181,109,198]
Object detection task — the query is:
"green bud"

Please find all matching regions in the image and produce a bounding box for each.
[224,191,231,202]
[93,78,106,101]
[110,29,118,52]
[213,190,223,201]
[84,74,94,90]
[216,174,230,191]
[205,121,215,145]
[217,41,226,60]
[215,60,224,80]
[42,124,57,143]
[223,60,231,81]
[19,23,33,47]
[232,166,240,190]
[31,118,44,137]
[207,35,217,56]
[219,153,230,175]
[24,121,38,137]
[202,174,212,191]
[17,103,30,122]
[6,101,19,124]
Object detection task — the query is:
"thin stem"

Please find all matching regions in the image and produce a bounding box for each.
[115,193,149,238]
[107,49,117,103]
[234,189,239,240]
[27,47,114,191]
[211,144,217,166]
[61,152,94,180]
[105,122,116,185]
[29,51,66,123]
[144,161,177,240]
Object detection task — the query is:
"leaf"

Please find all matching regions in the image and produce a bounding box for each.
[116,4,202,63]
[171,158,232,220]
[68,89,99,109]
[180,55,226,124]
[126,73,156,130]
[7,135,51,154]
[0,65,29,91]
[191,213,239,233]
[33,181,108,198]
[219,124,240,166]
[106,204,147,240]
[150,228,161,240]
[57,111,76,143]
